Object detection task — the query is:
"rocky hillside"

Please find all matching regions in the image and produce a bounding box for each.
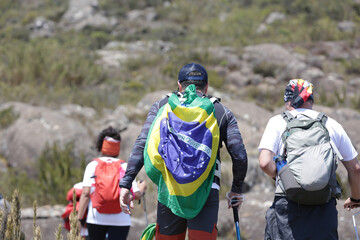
[1,0,360,239]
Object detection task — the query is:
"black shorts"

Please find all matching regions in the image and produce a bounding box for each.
[265,196,338,240]
[87,223,130,240]
[156,188,219,240]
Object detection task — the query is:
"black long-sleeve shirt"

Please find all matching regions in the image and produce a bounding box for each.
[119,93,248,193]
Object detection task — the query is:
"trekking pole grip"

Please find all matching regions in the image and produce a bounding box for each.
[232,205,239,222]
[231,198,241,240]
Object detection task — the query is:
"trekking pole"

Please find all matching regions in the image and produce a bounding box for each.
[138,180,148,226]
[353,211,360,240]
[231,198,241,240]
[142,193,148,226]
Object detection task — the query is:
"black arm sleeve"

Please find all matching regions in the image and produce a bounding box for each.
[119,101,161,189]
[222,106,248,193]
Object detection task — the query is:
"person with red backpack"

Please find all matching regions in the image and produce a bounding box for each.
[77,126,146,240]
[62,182,89,239]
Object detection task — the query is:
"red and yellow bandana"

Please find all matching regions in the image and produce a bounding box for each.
[285,79,314,108]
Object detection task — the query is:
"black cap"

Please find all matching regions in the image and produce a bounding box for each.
[178,63,208,83]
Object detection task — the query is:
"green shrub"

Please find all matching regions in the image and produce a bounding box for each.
[253,62,278,77]
[162,63,179,80]
[0,142,85,207]
[0,0,360,113]
[282,0,353,22]
[310,18,343,41]
[0,0,67,41]
[343,59,360,75]
[124,81,145,91]
[208,69,224,89]
[0,38,103,87]
[246,85,283,111]
[318,89,336,107]
[350,95,360,111]
[35,142,86,206]
[0,0,19,11]
[90,30,114,49]
[334,87,347,105]
[292,46,309,55]
[0,37,108,110]
[0,106,19,129]
[0,168,36,208]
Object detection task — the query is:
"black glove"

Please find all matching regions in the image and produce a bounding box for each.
[79,218,86,227]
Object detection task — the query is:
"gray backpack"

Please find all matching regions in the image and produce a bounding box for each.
[277,111,342,205]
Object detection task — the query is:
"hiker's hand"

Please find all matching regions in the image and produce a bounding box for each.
[344,197,360,211]
[120,188,134,215]
[137,180,147,194]
[226,191,245,209]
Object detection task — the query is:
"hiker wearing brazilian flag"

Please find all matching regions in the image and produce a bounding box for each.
[119,63,248,240]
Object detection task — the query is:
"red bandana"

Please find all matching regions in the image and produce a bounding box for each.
[101,136,120,156]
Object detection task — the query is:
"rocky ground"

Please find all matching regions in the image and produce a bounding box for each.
[19,192,360,240]
[4,89,360,239]
[2,0,360,239]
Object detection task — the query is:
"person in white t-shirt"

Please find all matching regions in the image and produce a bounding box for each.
[77,126,146,240]
[62,182,89,239]
[258,79,360,240]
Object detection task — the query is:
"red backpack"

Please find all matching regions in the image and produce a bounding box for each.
[62,185,84,231]
[90,158,125,214]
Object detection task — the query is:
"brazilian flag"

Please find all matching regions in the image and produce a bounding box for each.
[144,84,220,219]
[140,223,156,240]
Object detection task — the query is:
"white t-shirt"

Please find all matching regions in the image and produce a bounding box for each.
[258,108,358,161]
[82,157,139,226]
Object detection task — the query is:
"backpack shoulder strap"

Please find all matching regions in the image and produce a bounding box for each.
[282,111,294,122]
[213,101,225,122]
[93,158,101,163]
[117,159,126,171]
[158,92,178,109]
[316,112,328,125]
[205,94,224,121]
[316,113,344,161]
[207,96,225,148]
[206,94,221,104]
[214,102,226,149]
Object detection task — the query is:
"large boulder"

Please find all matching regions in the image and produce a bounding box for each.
[208,46,242,69]
[28,17,56,39]
[264,11,286,24]
[310,41,351,60]
[243,43,293,67]
[59,0,117,30]
[0,102,95,176]
[222,99,273,153]
[126,7,158,22]
[243,43,307,81]
[97,40,175,69]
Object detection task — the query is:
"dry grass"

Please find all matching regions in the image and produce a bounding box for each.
[0,190,81,240]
